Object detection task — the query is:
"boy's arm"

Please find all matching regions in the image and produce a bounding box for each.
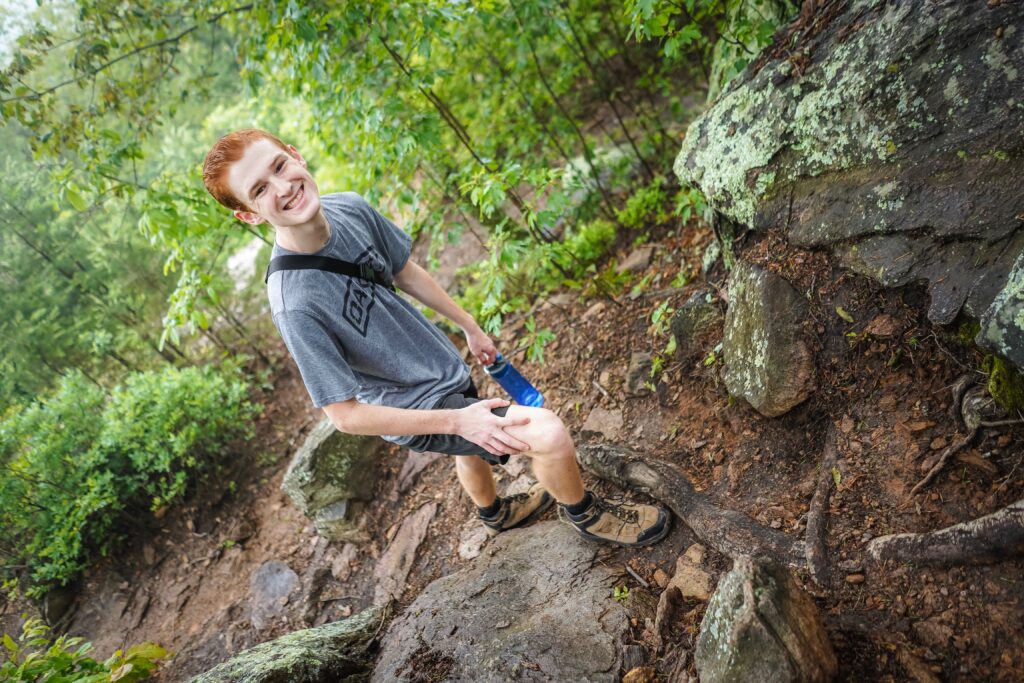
[323,398,530,456]
[393,260,497,365]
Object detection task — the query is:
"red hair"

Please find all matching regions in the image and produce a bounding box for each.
[202,129,289,212]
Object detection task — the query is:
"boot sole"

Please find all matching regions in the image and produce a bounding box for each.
[558,507,673,548]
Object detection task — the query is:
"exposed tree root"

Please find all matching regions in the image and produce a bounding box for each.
[910,427,978,496]
[576,444,799,566]
[805,426,838,586]
[867,498,1024,565]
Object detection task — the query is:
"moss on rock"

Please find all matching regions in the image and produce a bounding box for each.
[191,607,381,683]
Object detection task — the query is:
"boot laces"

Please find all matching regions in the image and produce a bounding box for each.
[593,496,639,524]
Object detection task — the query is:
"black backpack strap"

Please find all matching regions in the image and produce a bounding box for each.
[265,254,394,290]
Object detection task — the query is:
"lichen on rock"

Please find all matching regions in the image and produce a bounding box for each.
[676,0,1024,363]
[190,607,381,683]
[281,419,383,542]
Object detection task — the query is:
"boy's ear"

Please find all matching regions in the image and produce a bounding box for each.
[234,209,266,226]
[286,144,307,168]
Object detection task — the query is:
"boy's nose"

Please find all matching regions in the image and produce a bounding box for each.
[271,176,292,195]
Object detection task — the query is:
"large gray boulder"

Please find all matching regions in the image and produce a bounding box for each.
[190,607,381,683]
[372,521,630,682]
[676,0,1024,359]
[723,261,814,416]
[282,419,383,542]
[696,557,837,683]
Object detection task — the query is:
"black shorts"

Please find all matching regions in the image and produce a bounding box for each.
[404,379,511,466]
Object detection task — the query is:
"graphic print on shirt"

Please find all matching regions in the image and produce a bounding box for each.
[342,246,387,337]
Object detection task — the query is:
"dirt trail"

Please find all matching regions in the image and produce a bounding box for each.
[54,219,1024,681]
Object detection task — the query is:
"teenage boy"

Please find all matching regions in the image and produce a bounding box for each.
[202,129,670,547]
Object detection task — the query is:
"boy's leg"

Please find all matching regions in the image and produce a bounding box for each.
[502,406,671,547]
[454,454,498,507]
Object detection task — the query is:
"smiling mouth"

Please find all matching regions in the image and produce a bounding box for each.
[282,183,304,211]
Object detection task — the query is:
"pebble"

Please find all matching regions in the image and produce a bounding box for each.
[846,573,866,585]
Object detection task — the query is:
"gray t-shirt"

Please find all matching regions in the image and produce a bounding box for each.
[268,192,470,445]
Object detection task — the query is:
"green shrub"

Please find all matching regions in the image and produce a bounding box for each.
[0,616,166,682]
[563,219,616,265]
[0,366,259,597]
[616,176,670,229]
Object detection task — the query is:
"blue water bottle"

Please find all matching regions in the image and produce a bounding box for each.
[485,353,545,407]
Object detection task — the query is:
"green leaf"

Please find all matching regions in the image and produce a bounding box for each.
[296,20,318,42]
[2,633,16,654]
[835,306,854,323]
[66,186,88,212]
[831,466,842,488]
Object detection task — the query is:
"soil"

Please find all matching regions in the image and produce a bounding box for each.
[7,213,1023,682]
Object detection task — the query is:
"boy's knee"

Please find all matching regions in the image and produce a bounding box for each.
[525,408,573,454]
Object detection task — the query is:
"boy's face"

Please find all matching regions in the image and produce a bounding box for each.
[227,139,322,228]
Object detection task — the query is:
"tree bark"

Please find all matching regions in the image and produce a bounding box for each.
[805,426,838,585]
[576,444,799,565]
[866,499,1024,566]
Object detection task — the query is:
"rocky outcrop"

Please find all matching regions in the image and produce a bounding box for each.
[190,607,381,683]
[696,557,837,683]
[723,261,814,416]
[676,0,1024,361]
[281,419,383,542]
[372,521,630,682]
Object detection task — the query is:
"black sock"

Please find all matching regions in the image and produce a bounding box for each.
[561,491,593,516]
[477,497,502,518]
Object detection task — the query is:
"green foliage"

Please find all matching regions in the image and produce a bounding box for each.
[625,0,795,95]
[616,175,670,229]
[563,219,617,265]
[0,366,259,597]
[612,585,630,603]
[458,214,621,336]
[0,616,166,682]
[523,317,556,365]
[673,186,709,224]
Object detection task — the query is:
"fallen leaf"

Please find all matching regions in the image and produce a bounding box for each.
[836,306,854,323]
[831,466,842,488]
[955,452,998,475]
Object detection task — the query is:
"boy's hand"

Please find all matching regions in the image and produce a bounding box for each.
[465,326,498,365]
[452,399,531,456]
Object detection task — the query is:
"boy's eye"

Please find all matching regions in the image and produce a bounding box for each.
[255,185,265,197]
[276,161,285,172]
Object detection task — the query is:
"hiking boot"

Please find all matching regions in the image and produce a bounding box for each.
[479,482,554,537]
[559,492,671,547]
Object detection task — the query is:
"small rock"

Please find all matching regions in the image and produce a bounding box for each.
[330,543,358,581]
[653,569,670,588]
[864,313,901,338]
[250,561,300,631]
[143,544,156,566]
[580,406,624,440]
[669,288,723,357]
[458,520,489,561]
[618,246,655,273]
[722,262,815,417]
[666,551,715,601]
[582,301,606,322]
[623,666,657,683]
[625,352,654,395]
[930,437,948,450]
[837,559,862,573]
[846,573,866,584]
[684,544,706,565]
